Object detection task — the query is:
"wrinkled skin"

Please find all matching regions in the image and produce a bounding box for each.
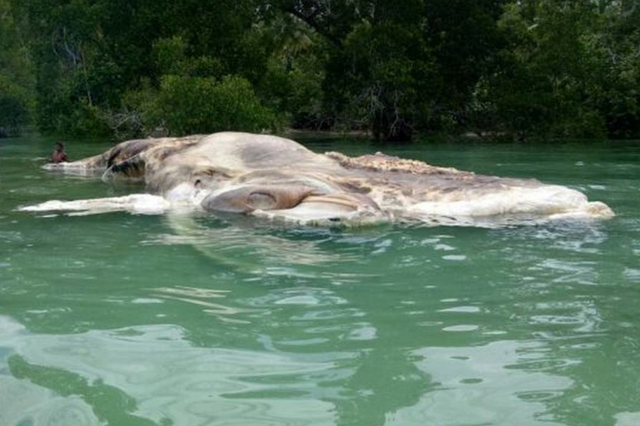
[27,132,613,227]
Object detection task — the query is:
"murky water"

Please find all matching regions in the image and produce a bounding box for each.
[1,134,639,426]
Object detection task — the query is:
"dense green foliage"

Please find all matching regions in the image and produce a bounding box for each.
[1,0,639,140]
[0,0,33,136]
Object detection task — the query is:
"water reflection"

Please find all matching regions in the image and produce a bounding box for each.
[398,340,573,425]
[0,316,337,426]
[153,286,251,324]
[145,213,367,274]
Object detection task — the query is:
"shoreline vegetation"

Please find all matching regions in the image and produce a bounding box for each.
[1,1,640,142]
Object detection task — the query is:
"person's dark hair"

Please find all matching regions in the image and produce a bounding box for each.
[55,142,65,150]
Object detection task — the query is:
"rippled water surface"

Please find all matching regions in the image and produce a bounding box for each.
[1,134,639,426]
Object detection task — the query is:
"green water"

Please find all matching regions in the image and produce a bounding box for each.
[1,134,639,426]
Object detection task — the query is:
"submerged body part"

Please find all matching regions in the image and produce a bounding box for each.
[29,132,613,227]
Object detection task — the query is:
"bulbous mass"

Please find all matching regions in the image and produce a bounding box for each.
[29,132,613,227]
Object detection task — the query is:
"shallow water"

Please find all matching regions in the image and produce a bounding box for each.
[1,134,639,426]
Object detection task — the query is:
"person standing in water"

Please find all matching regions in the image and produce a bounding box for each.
[51,142,68,163]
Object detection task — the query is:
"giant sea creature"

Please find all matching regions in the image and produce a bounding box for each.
[23,132,613,227]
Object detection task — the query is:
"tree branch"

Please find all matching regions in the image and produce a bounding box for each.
[284,5,342,47]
